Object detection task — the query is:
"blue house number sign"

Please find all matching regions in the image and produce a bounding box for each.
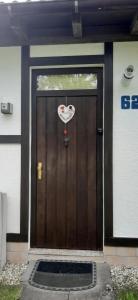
[121,95,138,109]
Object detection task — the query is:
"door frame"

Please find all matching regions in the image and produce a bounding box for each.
[30,67,103,250]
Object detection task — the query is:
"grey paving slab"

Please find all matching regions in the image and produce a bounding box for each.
[21,261,35,283]
[21,261,69,300]
[69,263,115,300]
[21,285,69,300]
[21,261,115,300]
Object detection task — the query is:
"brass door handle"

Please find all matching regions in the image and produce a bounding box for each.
[37,162,43,180]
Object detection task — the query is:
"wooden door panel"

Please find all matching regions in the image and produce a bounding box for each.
[46,98,58,247]
[56,98,67,248]
[87,99,97,249]
[66,103,77,249]
[36,98,46,246]
[76,98,89,249]
[35,95,99,250]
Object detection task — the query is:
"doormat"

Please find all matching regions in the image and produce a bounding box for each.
[29,260,97,291]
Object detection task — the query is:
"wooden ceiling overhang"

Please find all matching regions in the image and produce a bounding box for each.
[0,0,138,46]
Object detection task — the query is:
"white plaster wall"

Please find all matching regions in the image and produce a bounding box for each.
[0,47,21,135]
[30,43,104,57]
[0,145,21,233]
[113,42,138,238]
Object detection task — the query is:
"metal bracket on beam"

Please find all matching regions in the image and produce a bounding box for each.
[74,0,79,14]
[72,0,82,38]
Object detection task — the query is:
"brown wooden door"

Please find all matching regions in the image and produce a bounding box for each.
[32,94,102,250]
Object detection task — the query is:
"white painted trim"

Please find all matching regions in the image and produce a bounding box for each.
[30,43,104,57]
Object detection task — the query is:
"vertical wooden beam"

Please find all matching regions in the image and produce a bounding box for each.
[96,69,103,250]
[20,46,30,241]
[104,42,113,243]
[0,193,7,269]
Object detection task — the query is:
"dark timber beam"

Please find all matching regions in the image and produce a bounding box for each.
[28,34,138,46]
[3,0,138,9]
[29,24,128,38]
[78,0,138,8]
[131,13,138,34]
[0,32,138,46]
[0,1,138,19]
[1,7,138,18]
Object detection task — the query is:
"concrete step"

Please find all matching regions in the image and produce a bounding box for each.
[28,249,104,263]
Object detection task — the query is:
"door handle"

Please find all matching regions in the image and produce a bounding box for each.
[37,162,43,180]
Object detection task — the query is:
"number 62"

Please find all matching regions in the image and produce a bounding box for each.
[121,95,138,109]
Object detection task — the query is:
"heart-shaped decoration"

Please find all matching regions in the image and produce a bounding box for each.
[58,104,75,124]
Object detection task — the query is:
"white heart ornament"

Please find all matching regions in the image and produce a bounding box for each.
[58,105,75,124]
